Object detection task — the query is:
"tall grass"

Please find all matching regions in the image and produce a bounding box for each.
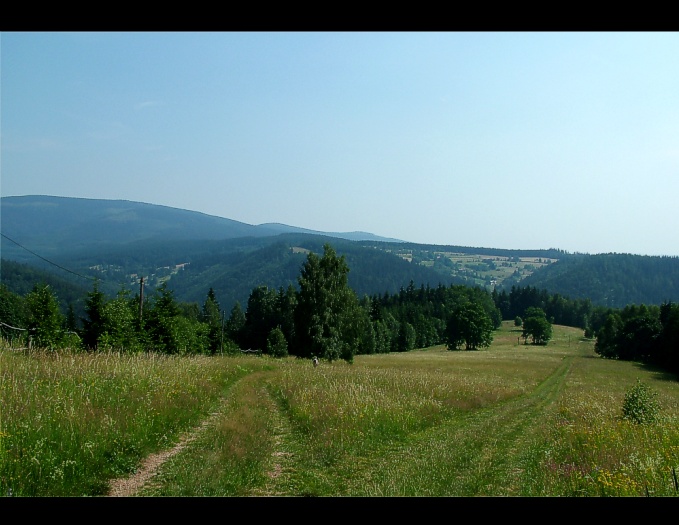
[538,356,679,496]
[2,322,678,497]
[0,344,266,496]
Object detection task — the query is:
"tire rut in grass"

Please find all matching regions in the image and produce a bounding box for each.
[464,356,572,495]
[246,382,297,497]
[344,356,573,496]
[106,403,229,497]
[107,371,259,497]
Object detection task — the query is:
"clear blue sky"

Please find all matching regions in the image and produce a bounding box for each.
[2,32,678,256]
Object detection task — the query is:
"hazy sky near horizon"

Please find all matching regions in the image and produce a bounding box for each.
[2,32,678,256]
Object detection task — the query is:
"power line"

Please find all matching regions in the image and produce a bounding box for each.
[1,232,97,282]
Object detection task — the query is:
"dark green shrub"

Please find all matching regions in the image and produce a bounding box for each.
[267,327,288,358]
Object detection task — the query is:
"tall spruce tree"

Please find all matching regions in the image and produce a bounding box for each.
[242,285,278,351]
[26,283,64,349]
[82,280,107,350]
[146,282,182,353]
[201,287,222,353]
[225,301,246,347]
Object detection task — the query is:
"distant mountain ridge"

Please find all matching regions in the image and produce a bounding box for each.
[0,195,403,261]
[254,222,403,242]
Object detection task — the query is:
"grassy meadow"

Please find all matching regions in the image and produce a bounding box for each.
[1,321,678,497]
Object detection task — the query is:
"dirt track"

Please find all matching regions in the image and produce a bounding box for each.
[107,412,219,497]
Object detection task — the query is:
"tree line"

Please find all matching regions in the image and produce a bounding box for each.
[491,284,679,376]
[1,243,676,377]
[0,244,505,361]
[593,302,679,376]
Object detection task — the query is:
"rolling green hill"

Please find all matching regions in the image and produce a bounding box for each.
[518,252,679,307]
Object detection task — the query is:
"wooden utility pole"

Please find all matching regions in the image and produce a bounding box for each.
[221,310,225,355]
[139,276,145,322]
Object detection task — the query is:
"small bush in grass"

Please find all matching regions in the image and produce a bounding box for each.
[267,327,288,358]
[622,380,661,424]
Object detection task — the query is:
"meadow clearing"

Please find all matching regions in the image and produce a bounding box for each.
[1,321,678,497]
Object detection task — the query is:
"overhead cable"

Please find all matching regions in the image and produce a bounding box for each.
[1,232,97,282]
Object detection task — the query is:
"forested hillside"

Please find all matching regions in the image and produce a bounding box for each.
[0,259,90,314]
[3,195,679,315]
[518,253,679,308]
[1,234,468,318]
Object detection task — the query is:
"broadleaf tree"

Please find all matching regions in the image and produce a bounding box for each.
[445,301,494,351]
[522,307,553,345]
[293,243,363,363]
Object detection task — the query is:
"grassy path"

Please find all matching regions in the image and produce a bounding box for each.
[247,381,298,497]
[336,356,574,496]
[111,354,575,497]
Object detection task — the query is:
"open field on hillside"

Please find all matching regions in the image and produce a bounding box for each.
[390,247,557,288]
[1,322,678,497]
